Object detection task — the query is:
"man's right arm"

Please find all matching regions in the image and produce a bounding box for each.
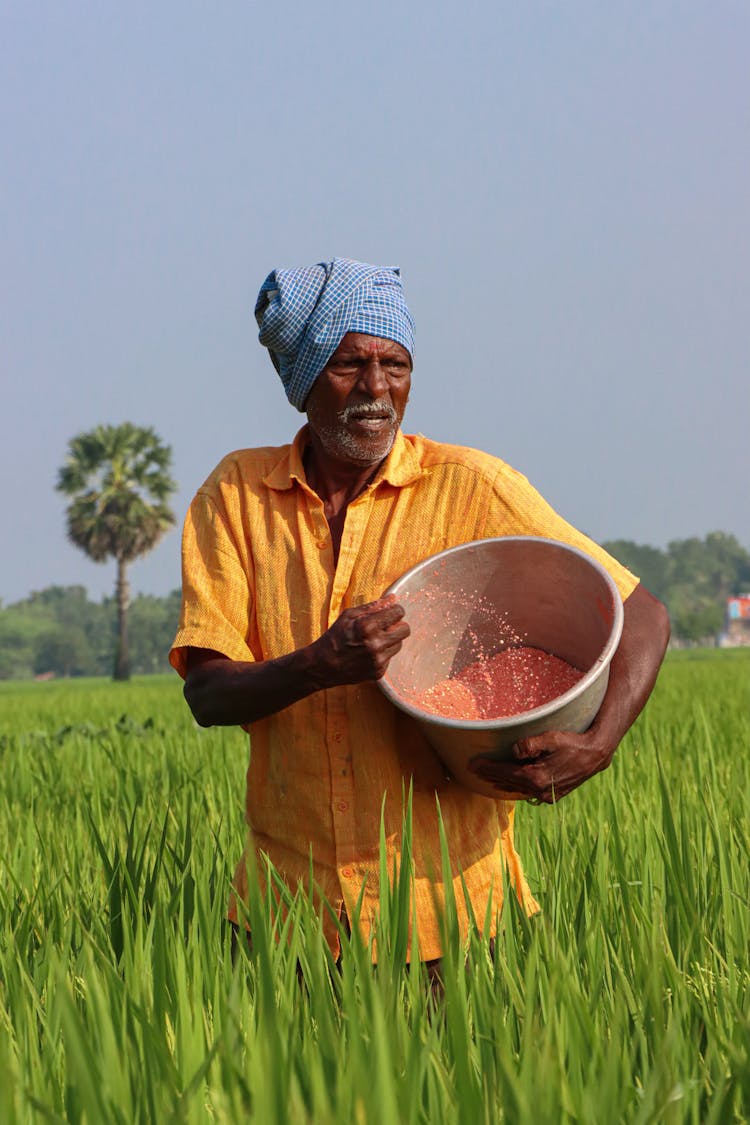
[183,596,409,726]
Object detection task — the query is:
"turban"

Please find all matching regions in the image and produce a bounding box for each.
[254,257,415,411]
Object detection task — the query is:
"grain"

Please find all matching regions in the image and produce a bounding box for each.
[414,645,583,719]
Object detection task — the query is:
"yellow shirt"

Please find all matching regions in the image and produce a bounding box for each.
[170,428,638,960]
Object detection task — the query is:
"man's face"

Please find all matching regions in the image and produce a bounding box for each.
[305,332,412,467]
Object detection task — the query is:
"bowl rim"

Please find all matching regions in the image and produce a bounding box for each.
[378,535,625,730]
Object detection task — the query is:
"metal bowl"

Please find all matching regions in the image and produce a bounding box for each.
[378,536,624,797]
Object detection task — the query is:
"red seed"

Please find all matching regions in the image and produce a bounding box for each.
[412,646,583,720]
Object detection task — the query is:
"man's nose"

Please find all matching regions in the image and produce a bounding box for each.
[358,358,389,398]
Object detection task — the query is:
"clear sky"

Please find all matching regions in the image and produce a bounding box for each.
[2,2,748,605]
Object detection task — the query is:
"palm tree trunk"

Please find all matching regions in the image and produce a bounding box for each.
[114,557,130,681]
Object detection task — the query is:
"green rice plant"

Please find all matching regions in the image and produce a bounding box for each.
[0,652,748,1122]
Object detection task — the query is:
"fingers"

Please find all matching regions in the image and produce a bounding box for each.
[357,608,410,678]
[469,755,553,801]
[347,598,410,647]
[470,742,584,805]
[510,736,547,762]
[323,597,411,684]
[478,766,559,804]
[354,595,408,631]
[468,742,601,804]
[359,593,398,613]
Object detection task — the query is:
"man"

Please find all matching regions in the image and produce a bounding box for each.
[170,257,669,962]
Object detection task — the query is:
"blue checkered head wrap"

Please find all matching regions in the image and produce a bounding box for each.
[255,257,415,411]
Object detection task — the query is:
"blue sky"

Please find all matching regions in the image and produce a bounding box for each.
[2,2,747,604]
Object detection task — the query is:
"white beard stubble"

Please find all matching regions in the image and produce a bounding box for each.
[307,399,400,465]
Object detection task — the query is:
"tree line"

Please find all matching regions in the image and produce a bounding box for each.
[600,532,750,643]
[0,586,182,680]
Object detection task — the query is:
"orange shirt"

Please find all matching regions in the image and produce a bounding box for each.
[170,428,638,960]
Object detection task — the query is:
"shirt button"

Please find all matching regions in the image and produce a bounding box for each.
[337,801,348,812]
[316,539,326,550]
[341,867,354,879]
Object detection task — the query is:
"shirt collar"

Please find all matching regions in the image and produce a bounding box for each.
[262,426,424,492]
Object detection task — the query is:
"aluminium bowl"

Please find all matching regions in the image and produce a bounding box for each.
[378,536,624,798]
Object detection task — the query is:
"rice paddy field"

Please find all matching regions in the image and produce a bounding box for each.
[1,649,748,1123]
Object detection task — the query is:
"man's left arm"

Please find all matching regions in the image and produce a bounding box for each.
[468,584,670,803]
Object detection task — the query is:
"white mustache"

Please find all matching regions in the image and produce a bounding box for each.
[340,400,397,424]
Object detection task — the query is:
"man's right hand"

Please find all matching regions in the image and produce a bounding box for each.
[183,595,410,727]
[314,595,410,685]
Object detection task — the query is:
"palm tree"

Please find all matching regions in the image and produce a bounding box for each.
[56,423,177,680]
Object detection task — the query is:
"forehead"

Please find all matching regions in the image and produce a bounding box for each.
[328,332,411,361]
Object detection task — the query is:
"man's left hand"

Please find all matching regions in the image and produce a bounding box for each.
[468,729,610,804]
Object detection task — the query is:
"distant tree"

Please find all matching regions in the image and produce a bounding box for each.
[603,532,750,643]
[16,585,112,676]
[667,532,750,601]
[56,424,176,680]
[128,589,182,673]
[0,611,40,679]
[666,585,724,643]
[601,540,670,602]
[25,585,98,635]
[33,626,94,677]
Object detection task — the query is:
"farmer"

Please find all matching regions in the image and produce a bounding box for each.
[170,257,669,962]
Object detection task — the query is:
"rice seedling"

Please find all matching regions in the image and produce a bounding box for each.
[0,650,748,1122]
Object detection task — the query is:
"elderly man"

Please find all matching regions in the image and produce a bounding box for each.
[170,257,669,961]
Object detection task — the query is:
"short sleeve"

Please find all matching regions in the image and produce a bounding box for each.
[169,491,256,678]
[484,463,639,603]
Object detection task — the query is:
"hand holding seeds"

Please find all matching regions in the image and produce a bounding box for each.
[315,595,411,685]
